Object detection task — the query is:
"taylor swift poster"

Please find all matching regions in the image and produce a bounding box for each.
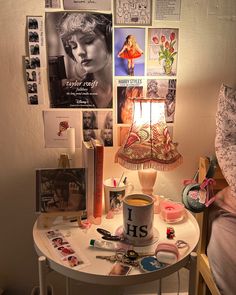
[45,12,113,108]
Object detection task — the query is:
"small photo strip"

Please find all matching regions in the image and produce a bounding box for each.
[108,262,132,276]
[27,16,45,67]
[44,229,89,269]
[25,57,39,105]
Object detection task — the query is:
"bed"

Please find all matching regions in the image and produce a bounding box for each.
[195,157,228,295]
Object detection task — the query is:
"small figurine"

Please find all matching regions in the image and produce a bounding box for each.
[167,226,175,239]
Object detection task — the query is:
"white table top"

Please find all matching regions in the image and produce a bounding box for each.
[33,210,199,286]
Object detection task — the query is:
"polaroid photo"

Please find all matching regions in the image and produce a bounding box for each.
[108,262,132,276]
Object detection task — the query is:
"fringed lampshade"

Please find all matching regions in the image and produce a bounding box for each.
[115,98,183,195]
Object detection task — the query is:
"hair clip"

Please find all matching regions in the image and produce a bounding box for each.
[97,228,123,241]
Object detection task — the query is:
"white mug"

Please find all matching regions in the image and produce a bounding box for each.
[104,178,134,213]
[123,194,154,246]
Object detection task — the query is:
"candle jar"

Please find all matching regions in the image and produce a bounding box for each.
[160,200,185,223]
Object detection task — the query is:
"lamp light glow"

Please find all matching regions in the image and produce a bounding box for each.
[115,98,182,171]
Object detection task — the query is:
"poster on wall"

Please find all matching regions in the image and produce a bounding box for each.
[147,79,177,123]
[117,126,130,146]
[155,0,181,21]
[114,28,145,76]
[116,79,144,124]
[82,110,113,146]
[45,0,61,8]
[63,0,111,11]
[147,28,179,76]
[114,0,152,25]
[45,12,113,108]
[43,110,82,148]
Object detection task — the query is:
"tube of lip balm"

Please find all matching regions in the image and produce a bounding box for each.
[90,239,118,250]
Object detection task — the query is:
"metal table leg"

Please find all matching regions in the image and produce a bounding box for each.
[38,256,48,295]
[189,252,198,295]
[66,277,71,295]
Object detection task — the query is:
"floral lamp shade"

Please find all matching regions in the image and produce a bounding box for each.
[115,98,183,171]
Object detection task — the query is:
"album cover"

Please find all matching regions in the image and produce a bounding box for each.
[36,168,86,213]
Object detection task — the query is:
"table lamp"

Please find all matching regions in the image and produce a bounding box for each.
[115,98,183,196]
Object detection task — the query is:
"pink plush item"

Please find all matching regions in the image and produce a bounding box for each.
[106,210,114,219]
[160,201,185,222]
[80,220,92,229]
[155,242,179,264]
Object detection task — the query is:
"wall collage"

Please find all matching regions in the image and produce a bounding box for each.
[24,0,181,151]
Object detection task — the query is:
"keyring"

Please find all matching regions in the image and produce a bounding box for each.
[125,250,139,261]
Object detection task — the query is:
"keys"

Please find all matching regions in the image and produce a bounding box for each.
[125,250,155,260]
[96,250,154,267]
[96,253,139,267]
[96,255,117,262]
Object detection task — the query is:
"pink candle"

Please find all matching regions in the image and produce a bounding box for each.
[160,201,185,222]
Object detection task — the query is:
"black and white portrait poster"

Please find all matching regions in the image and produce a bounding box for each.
[45,12,113,108]
[82,110,113,146]
[147,79,177,123]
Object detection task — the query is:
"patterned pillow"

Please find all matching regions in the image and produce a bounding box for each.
[215,84,236,197]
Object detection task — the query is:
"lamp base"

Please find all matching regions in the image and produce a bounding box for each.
[138,169,157,196]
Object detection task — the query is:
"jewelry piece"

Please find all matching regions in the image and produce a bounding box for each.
[175,240,189,249]
[96,228,123,241]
